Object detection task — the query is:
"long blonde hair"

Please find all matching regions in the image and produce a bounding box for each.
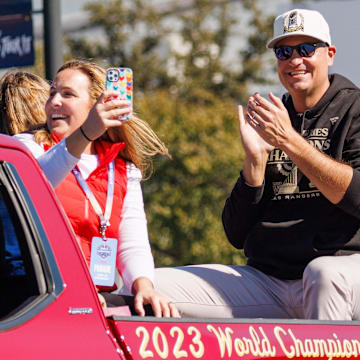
[37,59,169,178]
[0,71,50,135]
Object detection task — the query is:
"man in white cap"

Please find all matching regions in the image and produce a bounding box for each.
[221,8,360,320]
[155,9,360,320]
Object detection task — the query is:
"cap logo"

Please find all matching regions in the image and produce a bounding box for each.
[283,11,304,33]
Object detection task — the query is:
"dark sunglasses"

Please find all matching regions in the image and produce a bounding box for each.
[274,42,328,61]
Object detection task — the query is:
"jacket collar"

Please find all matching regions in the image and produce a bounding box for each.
[283,73,359,120]
[94,140,126,166]
[46,134,126,166]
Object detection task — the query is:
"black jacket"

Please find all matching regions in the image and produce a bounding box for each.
[222,74,360,279]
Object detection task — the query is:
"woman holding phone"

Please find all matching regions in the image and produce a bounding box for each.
[13,59,179,318]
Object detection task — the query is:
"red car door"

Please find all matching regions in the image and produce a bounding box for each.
[0,136,125,359]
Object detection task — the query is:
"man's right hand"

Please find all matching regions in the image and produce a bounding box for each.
[238,105,273,186]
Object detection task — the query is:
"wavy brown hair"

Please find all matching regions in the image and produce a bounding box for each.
[0,71,50,135]
[35,59,169,178]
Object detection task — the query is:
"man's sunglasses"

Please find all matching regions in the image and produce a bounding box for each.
[274,42,328,61]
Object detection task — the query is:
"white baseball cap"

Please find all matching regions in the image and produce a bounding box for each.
[267,9,331,48]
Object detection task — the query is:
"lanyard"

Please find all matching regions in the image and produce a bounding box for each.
[72,161,115,239]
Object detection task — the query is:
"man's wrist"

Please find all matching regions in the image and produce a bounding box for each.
[242,157,267,186]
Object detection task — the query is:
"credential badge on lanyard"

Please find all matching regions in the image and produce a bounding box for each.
[73,161,117,286]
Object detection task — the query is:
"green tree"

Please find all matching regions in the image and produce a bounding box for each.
[66,0,275,266]
[168,0,275,104]
[138,91,244,266]
[66,0,275,103]
[66,0,173,92]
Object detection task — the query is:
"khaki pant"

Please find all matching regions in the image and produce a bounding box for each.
[154,254,360,320]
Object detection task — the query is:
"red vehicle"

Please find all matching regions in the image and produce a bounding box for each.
[0,134,359,360]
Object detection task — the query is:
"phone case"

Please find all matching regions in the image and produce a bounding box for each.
[106,67,133,122]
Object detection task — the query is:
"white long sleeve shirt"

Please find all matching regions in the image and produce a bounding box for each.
[14,133,154,291]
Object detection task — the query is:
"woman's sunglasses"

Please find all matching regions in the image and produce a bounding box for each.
[274,42,328,61]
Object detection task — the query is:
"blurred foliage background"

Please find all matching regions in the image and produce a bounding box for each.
[30,0,303,266]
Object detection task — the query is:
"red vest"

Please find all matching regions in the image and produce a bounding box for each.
[55,140,128,289]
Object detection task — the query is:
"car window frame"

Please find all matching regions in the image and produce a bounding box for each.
[0,161,63,330]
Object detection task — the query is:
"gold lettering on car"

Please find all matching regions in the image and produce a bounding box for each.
[136,326,154,358]
[136,325,204,359]
[207,325,276,358]
[170,326,188,358]
[152,327,169,359]
[135,324,360,359]
[188,326,204,358]
[274,326,360,359]
[207,325,234,357]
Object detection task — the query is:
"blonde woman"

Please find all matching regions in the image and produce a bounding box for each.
[0,71,49,135]
[14,60,179,318]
